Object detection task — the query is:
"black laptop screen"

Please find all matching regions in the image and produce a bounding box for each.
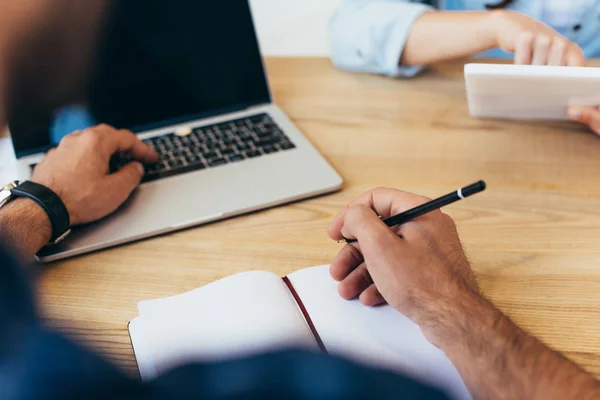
[9,0,271,157]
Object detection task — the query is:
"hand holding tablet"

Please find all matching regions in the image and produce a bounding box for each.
[465,63,600,135]
[566,105,600,135]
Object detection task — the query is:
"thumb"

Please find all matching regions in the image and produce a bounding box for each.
[104,161,145,205]
[568,106,600,135]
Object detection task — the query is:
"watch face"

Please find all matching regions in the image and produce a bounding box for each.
[0,182,18,208]
[0,189,12,207]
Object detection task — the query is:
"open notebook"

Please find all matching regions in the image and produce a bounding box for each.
[129,265,471,400]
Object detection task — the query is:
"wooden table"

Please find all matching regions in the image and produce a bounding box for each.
[38,58,600,378]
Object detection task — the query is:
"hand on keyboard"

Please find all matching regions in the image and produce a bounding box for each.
[32,124,158,225]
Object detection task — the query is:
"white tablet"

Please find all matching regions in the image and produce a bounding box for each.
[465,63,600,120]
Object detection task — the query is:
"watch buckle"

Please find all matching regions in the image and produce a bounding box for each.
[48,228,72,246]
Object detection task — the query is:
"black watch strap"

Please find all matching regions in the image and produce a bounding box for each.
[11,181,71,244]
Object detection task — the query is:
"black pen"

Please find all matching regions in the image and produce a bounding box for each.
[344,180,486,244]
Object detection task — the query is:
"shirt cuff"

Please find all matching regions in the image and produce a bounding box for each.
[383,5,431,78]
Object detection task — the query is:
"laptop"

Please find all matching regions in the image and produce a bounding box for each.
[8,0,342,262]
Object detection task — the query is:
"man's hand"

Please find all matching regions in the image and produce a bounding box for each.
[32,124,158,225]
[491,11,585,66]
[328,188,600,400]
[327,188,480,342]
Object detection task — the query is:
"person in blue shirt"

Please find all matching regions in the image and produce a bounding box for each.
[1,1,599,399]
[329,0,600,134]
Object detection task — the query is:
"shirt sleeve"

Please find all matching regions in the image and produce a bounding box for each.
[328,0,434,78]
[0,246,136,400]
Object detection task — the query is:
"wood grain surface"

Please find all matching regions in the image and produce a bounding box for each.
[36,58,600,378]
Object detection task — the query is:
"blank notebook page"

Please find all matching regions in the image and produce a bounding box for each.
[130,271,318,380]
[288,265,471,400]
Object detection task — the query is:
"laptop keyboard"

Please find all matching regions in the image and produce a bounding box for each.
[109,113,296,183]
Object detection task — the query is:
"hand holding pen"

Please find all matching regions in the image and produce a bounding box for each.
[327,182,486,311]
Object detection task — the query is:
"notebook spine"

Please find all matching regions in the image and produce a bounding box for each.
[282,276,327,354]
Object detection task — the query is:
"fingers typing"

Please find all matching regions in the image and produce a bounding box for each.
[547,38,567,66]
[104,128,159,164]
[514,32,534,65]
[566,44,586,67]
[531,34,551,65]
[513,32,585,67]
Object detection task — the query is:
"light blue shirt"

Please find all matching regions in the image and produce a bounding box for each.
[329,0,600,77]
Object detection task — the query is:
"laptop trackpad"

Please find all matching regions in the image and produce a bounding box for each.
[42,166,261,257]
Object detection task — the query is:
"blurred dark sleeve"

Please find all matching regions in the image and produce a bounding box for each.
[0,246,37,328]
[151,349,453,400]
[0,247,145,400]
[0,246,451,400]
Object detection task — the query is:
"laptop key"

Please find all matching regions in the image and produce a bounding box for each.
[263,145,278,154]
[228,154,244,162]
[185,154,201,164]
[167,158,184,168]
[208,157,228,167]
[280,141,295,150]
[245,150,261,158]
[236,143,251,152]
[256,131,275,139]
[146,163,161,172]
[193,132,207,141]
[143,162,206,183]
[221,147,236,155]
[254,138,278,148]
[249,114,265,123]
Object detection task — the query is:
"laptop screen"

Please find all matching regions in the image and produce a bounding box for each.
[9,0,271,157]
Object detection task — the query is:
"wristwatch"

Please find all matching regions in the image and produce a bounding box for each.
[0,180,71,245]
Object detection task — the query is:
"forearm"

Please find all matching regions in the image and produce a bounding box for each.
[0,198,51,261]
[435,293,600,400]
[401,11,499,66]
